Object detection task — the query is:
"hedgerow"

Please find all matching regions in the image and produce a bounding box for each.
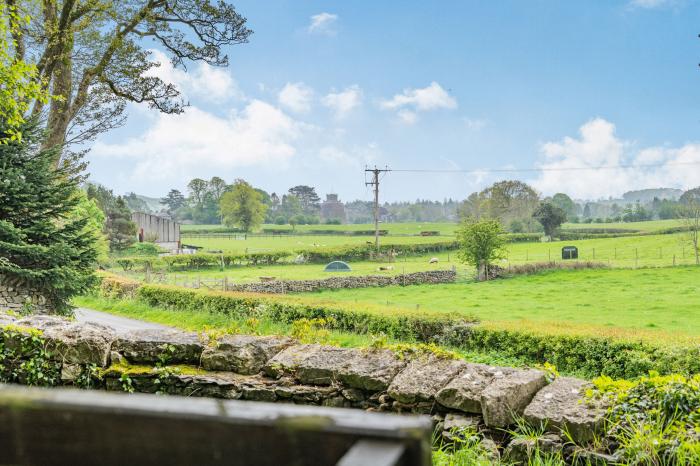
[98,275,700,379]
[0,324,60,386]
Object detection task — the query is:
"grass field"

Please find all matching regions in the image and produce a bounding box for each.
[561,219,684,233]
[181,222,460,235]
[295,266,700,339]
[182,233,455,253]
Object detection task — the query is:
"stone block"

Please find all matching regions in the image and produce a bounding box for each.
[27,320,116,367]
[112,329,203,365]
[481,369,547,427]
[336,349,406,391]
[263,344,322,378]
[436,363,503,413]
[523,377,607,443]
[295,346,358,385]
[387,356,467,404]
[201,335,293,375]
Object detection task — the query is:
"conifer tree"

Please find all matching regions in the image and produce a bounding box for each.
[0,120,98,314]
[104,197,136,251]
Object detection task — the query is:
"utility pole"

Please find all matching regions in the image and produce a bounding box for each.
[365,166,391,252]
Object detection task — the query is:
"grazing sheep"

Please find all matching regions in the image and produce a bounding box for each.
[378,265,394,271]
[429,257,439,264]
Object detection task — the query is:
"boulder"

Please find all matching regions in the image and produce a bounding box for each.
[481,369,547,427]
[523,377,607,443]
[201,335,293,374]
[436,363,502,413]
[263,344,323,378]
[295,346,358,385]
[387,356,467,404]
[336,349,406,391]
[40,321,116,367]
[443,413,480,432]
[112,329,203,365]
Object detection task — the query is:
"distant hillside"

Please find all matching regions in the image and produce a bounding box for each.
[124,193,165,213]
[622,188,683,203]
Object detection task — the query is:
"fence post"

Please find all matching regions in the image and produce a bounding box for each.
[659,247,662,259]
[635,248,638,268]
[614,248,617,259]
[673,255,676,266]
[592,248,595,260]
[224,276,228,291]
[526,249,528,261]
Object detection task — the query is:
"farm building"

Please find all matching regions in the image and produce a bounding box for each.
[320,194,346,224]
[131,212,181,250]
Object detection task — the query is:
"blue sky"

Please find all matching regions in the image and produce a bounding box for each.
[87,0,700,201]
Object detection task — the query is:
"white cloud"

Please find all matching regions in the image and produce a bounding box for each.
[145,49,240,102]
[278,82,314,113]
[464,118,487,131]
[397,110,418,125]
[318,143,380,167]
[322,85,363,118]
[91,100,304,183]
[629,0,672,8]
[532,118,700,199]
[307,12,338,35]
[381,82,457,111]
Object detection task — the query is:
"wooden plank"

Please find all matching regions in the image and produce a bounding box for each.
[0,385,432,466]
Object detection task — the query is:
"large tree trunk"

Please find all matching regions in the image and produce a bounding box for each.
[477,261,488,281]
[44,31,73,164]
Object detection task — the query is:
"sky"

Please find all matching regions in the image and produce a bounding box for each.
[86,0,700,202]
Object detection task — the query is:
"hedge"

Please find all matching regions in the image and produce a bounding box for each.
[113,251,291,272]
[98,275,700,379]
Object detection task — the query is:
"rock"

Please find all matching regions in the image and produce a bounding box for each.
[0,311,16,327]
[523,377,608,444]
[295,346,357,385]
[570,450,619,466]
[436,363,502,413]
[480,437,501,462]
[443,413,480,432]
[336,349,406,391]
[41,321,116,367]
[201,334,293,374]
[387,356,467,404]
[341,388,365,402]
[112,329,203,365]
[60,364,82,382]
[110,351,125,365]
[263,344,322,378]
[504,433,563,463]
[481,369,547,427]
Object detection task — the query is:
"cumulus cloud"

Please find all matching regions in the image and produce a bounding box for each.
[278,82,314,113]
[307,12,338,35]
[321,85,363,118]
[145,49,241,102]
[464,118,487,131]
[532,118,700,199]
[381,82,456,123]
[91,100,304,183]
[318,143,380,167]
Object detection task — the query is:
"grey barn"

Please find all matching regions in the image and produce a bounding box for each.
[131,212,181,250]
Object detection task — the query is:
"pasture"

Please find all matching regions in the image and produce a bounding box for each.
[297,266,700,339]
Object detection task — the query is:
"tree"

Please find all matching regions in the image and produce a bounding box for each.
[456,219,506,281]
[85,182,118,213]
[533,202,567,239]
[104,197,137,251]
[680,187,700,265]
[288,185,321,215]
[161,189,186,215]
[187,178,209,207]
[219,179,267,232]
[472,180,540,231]
[208,177,228,203]
[0,3,49,142]
[13,0,251,159]
[551,193,577,221]
[0,119,98,314]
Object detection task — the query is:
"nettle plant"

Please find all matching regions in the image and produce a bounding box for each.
[0,325,60,386]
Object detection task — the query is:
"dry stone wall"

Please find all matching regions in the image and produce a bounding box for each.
[0,277,49,313]
[0,311,611,464]
[227,270,457,294]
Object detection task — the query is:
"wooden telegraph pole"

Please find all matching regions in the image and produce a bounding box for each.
[365,166,391,252]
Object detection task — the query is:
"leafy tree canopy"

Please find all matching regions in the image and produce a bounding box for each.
[456,219,506,281]
[220,179,267,232]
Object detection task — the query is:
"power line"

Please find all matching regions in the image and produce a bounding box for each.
[390,161,700,174]
[365,166,390,251]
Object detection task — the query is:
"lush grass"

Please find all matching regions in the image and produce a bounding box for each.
[72,294,532,369]
[505,232,696,267]
[562,218,684,233]
[297,266,700,339]
[181,222,459,235]
[181,234,455,253]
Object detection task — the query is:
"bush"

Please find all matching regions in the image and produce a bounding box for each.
[125,242,165,256]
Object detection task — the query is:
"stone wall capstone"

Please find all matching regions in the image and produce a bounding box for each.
[227,270,457,294]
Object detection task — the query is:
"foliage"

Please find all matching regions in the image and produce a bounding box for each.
[17,0,252,154]
[0,325,60,386]
[70,190,109,262]
[104,197,136,251]
[590,373,700,464]
[532,201,567,238]
[220,179,267,232]
[0,120,98,314]
[288,185,321,215]
[456,219,506,280]
[551,193,578,221]
[161,189,186,215]
[0,3,50,143]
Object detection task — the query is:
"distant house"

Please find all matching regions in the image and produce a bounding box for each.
[131,212,181,250]
[320,194,346,223]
